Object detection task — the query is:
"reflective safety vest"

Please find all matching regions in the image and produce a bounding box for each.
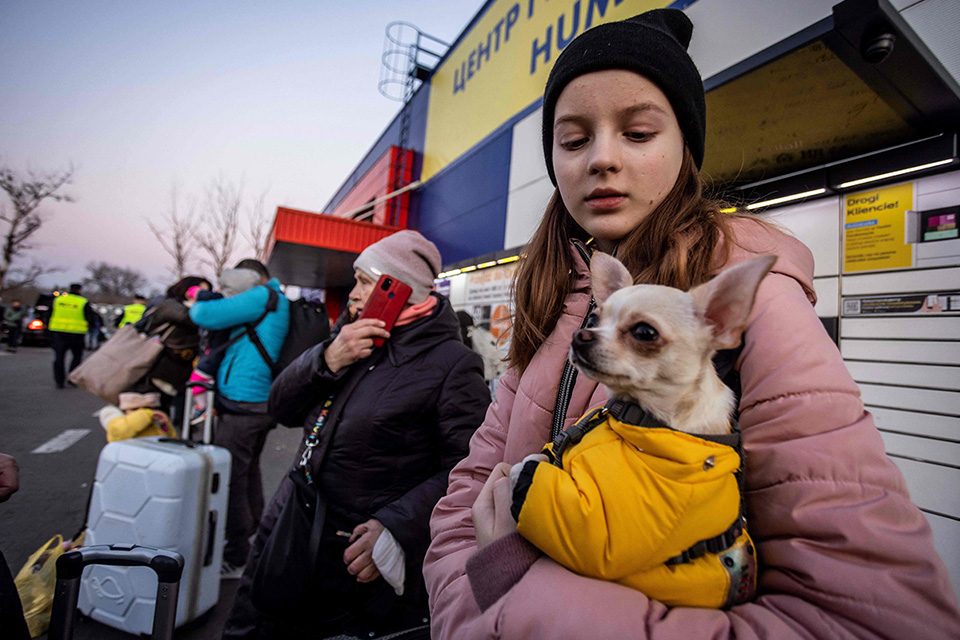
[48,293,89,334]
[119,303,146,327]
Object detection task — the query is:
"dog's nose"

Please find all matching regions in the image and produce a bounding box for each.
[573,329,594,344]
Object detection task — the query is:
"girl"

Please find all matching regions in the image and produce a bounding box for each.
[94,392,177,442]
[424,9,960,639]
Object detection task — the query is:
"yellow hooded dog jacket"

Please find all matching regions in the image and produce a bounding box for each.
[512,400,756,609]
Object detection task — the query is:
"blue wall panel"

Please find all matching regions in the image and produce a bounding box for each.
[414,127,511,265]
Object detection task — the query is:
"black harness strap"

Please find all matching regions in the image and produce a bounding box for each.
[550,239,596,441]
[548,406,607,467]
[605,397,670,429]
[665,518,745,566]
[550,398,699,466]
[244,287,281,377]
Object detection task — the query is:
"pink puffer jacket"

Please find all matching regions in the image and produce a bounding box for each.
[424,218,960,639]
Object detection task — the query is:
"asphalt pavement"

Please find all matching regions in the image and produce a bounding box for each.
[0,346,304,639]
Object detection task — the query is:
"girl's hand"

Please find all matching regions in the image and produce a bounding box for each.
[472,462,517,549]
[324,319,390,373]
[152,412,172,434]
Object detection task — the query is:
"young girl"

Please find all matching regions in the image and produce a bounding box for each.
[423,9,960,639]
[95,392,177,442]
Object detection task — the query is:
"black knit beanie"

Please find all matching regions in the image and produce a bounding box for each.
[541,8,705,186]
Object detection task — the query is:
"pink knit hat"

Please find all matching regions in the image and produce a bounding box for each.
[353,230,442,304]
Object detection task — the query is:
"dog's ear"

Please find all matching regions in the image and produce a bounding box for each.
[690,255,776,349]
[591,252,633,304]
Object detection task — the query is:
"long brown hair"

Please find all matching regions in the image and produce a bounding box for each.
[509,148,734,373]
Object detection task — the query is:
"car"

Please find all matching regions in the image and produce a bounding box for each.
[19,295,53,347]
[15,308,49,347]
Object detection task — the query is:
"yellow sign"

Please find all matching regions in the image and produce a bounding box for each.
[422,0,669,181]
[843,182,914,272]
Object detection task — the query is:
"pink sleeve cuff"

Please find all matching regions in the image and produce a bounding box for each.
[466,532,540,611]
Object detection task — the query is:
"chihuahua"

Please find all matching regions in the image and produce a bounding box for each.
[571,251,776,435]
[509,252,775,609]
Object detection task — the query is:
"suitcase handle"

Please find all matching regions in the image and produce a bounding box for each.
[203,510,218,566]
[49,544,184,640]
[184,380,215,392]
[183,381,216,444]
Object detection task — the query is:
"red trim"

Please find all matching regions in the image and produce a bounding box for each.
[331,153,392,222]
[328,145,415,227]
[388,146,415,228]
[265,206,400,257]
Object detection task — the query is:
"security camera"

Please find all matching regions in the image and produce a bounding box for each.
[861,31,896,64]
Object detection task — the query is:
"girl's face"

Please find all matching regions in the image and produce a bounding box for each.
[552,69,684,251]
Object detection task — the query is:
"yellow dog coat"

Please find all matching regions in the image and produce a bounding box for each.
[512,399,756,609]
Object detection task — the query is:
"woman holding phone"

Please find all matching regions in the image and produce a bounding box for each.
[222,230,491,639]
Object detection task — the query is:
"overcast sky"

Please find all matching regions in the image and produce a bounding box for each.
[0,0,481,292]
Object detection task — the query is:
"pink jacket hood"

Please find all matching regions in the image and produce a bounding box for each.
[722,216,816,302]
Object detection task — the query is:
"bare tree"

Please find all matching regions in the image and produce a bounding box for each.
[147,185,199,280]
[3,261,63,292]
[0,164,74,290]
[83,261,148,301]
[195,176,243,280]
[243,188,272,260]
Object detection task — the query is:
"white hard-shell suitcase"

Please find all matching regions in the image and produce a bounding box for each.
[78,418,230,635]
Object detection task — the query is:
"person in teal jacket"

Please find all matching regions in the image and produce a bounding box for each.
[189,258,289,577]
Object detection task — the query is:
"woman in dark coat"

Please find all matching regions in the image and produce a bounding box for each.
[223,231,490,639]
[131,276,211,404]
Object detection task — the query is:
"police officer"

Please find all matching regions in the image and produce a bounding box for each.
[47,283,96,388]
[117,294,147,328]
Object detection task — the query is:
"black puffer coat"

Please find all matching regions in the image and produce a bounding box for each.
[256,293,489,634]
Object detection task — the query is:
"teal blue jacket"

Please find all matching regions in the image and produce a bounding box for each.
[189,279,289,403]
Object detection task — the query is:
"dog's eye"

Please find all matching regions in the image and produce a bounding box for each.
[584,313,600,329]
[629,322,659,342]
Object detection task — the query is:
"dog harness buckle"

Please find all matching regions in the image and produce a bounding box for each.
[550,406,609,467]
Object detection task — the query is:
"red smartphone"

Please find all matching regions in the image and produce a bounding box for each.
[358,274,412,347]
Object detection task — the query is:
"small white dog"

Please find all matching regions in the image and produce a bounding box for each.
[509,252,775,609]
[570,251,775,435]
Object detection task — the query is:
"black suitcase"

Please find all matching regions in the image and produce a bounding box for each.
[48,543,184,640]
